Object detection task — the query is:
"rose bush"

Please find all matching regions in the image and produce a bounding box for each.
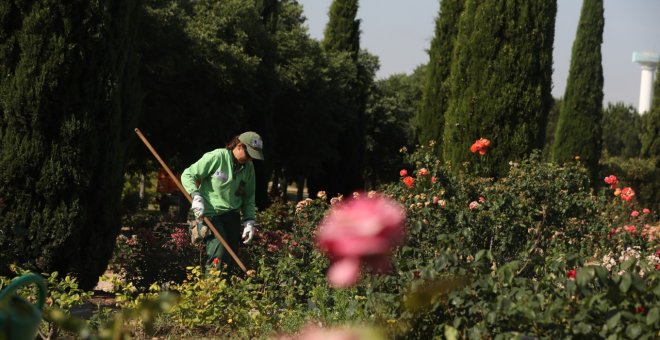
[6,141,658,339]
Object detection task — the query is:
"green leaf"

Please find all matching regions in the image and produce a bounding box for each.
[646,307,659,326]
[606,312,621,330]
[412,220,423,233]
[444,325,458,340]
[475,249,486,262]
[631,273,645,292]
[576,267,593,287]
[594,266,609,283]
[572,322,592,334]
[625,323,642,339]
[619,273,632,293]
[620,258,636,272]
[654,283,660,297]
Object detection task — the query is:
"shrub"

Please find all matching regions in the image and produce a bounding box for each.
[109,212,204,291]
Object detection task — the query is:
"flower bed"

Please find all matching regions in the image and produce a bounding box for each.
[3,142,659,339]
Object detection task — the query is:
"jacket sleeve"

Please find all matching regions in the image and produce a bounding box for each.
[181,151,217,196]
[241,166,257,221]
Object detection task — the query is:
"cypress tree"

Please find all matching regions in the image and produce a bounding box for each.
[602,102,641,158]
[551,0,604,184]
[416,0,464,148]
[640,73,660,158]
[322,0,360,61]
[443,0,556,177]
[313,0,367,197]
[0,0,141,289]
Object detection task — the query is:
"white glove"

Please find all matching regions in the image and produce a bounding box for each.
[242,220,256,244]
[191,193,205,219]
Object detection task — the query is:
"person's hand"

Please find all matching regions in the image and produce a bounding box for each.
[191,193,205,219]
[242,220,256,244]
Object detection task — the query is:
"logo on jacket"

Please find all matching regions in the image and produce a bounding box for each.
[213,169,228,182]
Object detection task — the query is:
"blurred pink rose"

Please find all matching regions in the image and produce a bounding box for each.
[276,323,363,340]
[317,196,405,288]
[643,208,651,214]
[469,201,479,210]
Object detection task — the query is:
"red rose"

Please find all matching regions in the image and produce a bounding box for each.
[403,176,415,188]
[620,187,635,202]
[470,138,491,156]
[604,175,618,189]
[567,269,577,280]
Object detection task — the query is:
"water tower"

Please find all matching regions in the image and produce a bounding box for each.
[633,51,660,113]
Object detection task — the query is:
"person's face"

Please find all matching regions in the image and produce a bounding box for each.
[233,143,252,164]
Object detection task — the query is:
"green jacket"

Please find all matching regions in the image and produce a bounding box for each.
[181,148,256,221]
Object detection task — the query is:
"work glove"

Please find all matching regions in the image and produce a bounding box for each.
[191,193,205,219]
[189,220,211,244]
[242,220,256,244]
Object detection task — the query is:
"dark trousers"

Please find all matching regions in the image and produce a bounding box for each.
[204,211,242,275]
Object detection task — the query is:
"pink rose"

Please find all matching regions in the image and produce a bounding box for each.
[399,169,408,177]
[642,208,651,214]
[620,187,635,202]
[317,196,405,288]
[631,210,639,217]
[418,168,429,176]
[469,201,479,210]
[604,175,618,189]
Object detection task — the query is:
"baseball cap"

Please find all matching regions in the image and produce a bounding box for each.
[238,131,264,160]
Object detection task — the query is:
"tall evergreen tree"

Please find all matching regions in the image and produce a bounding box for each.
[640,72,660,159]
[416,0,464,148]
[310,0,368,197]
[269,0,346,200]
[542,97,560,159]
[443,0,556,177]
[551,0,604,184]
[0,0,141,289]
[366,66,425,188]
[602,102,641,158]
[322,0,360,61]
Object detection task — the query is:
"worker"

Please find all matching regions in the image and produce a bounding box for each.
[181,131,264,274]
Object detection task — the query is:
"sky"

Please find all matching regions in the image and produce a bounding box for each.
[297,0,660,110]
